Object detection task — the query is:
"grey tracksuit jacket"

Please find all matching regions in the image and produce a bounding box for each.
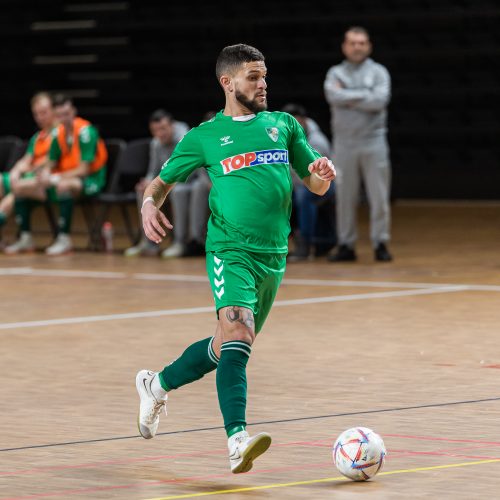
[324,57,392,246]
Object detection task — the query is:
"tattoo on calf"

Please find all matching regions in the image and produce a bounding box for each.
[225,307,255,330]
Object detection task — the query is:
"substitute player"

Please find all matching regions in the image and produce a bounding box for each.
[1,92,56,246]
[136,44,336,473]
[8,94,107,255]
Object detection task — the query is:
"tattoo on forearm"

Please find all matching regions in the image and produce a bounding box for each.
[225,307,255,330]
[147,178,168,207]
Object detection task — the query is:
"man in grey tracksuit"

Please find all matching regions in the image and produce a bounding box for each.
[324,26,393,262]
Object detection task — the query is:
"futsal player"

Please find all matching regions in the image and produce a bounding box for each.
[136,44,336,473]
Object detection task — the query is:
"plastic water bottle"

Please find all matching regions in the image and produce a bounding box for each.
[101,221,114,253]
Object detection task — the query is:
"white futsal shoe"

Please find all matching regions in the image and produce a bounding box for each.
[228,430,272,473]
[136,370,168,439]
[45,234,73,256]
[4,232,34,254]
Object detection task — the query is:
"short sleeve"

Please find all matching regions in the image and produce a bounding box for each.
[26,133,37,155]
[287,115,321,179]
[79,125,99,162]
[159,129,205,183]
[48,134,62,161]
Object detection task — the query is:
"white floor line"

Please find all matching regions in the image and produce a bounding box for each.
[0,267,126,278]
[1,267,499,291]
[0,286,469,331]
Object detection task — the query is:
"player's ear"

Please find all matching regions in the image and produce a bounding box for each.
[220,75,233,93]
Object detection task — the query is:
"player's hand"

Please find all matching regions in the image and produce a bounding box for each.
[141,202,173,244]
[308,157,336,182]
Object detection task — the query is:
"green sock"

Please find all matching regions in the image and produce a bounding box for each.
[216,341,251,436]
[15,198,32,232]
[159,336,219,391]
[0,212,6,227]
[58,197,74,234]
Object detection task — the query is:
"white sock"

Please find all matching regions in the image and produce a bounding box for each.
[151,373,168,398]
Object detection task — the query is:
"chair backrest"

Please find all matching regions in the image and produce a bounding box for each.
[103,138,126,191]
[109,138,151,193]
[6,139,28,170]
[0,136,23,172]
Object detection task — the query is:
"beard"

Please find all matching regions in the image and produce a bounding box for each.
[235,90,267,114]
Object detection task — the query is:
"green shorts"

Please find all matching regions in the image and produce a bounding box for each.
[46,167,107,202]
[206,249,286,334]
[1,172,11,195]
[82,167,106,197]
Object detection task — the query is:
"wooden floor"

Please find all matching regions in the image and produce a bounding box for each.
[1,202,500,500]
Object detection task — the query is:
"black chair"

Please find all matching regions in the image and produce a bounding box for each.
[81,138,127,249]
[0,136,23,172]
[6,139,27,170]
[91,138,150,249]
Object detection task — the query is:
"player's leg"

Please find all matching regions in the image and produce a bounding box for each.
[136,323,221,439]
[4,196,38,254]
[215,304,271,474]
[360,138,392,261]
[12,175,47,201]
[0,173,11,229]
[210,251,284,473]
[45,179,81,255]
[136,247,227,439]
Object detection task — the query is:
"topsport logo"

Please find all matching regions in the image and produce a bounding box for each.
[221,149,289,175]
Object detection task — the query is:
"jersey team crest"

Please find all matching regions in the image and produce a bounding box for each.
[266,127,279,142]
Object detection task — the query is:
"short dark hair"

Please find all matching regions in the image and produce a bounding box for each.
[282,103,307,118]
[344,26,370,40]
[52,93,73,107]
[149,109,172,123]
[215,44,265,79]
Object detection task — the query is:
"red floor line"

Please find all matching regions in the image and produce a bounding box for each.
[0,440,328,477]
[384,433,500,446]
[1,461,334,500]
[389,449,500,460]
[2,435,498,479]
[5,447,500,500]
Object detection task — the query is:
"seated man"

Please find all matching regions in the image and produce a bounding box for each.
[282,104,336,261]
[161,111,214,258]
[124,109,189,257]
[6,94,107,255]
[161,168,211,258]
[0,92,56,242]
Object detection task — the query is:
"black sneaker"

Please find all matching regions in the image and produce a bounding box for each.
[327,244,357,262]
[374,242,393,262]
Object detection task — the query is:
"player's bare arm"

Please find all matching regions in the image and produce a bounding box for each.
[303,156,336,196]
[141,176,174,243]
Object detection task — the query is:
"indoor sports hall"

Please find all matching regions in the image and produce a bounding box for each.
[1,1,499,499]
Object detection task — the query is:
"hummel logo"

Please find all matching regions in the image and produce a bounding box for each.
[220,135,234,146]
[213,255,225,299]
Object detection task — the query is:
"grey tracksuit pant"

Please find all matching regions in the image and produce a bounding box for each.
[334,136,391,247]
[170,175,210,244]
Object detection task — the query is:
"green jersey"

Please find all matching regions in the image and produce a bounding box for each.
[160,110,321,253]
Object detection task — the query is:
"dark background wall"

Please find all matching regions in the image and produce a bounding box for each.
[1,0,499,199]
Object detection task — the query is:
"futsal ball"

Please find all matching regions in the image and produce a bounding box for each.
[333,427,386,481]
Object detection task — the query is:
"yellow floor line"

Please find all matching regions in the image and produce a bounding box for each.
[145,458,500,500]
